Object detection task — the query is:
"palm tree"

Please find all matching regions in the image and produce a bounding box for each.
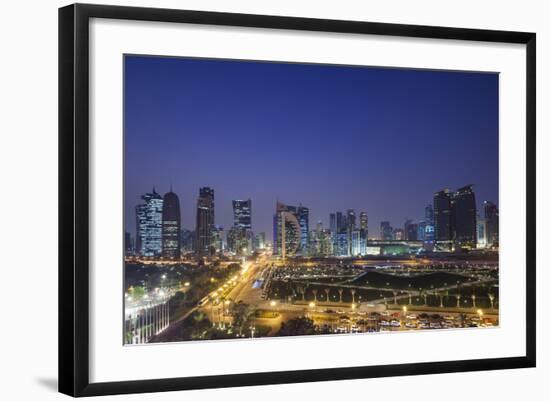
[324,288,330,303]
[312,289,318,302]
[472,294,477,308]
[351,289,356,304]
[297,285,305,301]
[338,288,344,303]
[489,293,495,310]
[456,294,461,308]
[393,291,398,305]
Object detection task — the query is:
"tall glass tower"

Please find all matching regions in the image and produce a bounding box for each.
[273,202,301,258]
[433,189,452,247]
[452,185,477,249]
[135,188,164,257]
[231,199,252,255]
[484,200,499,248]
[196,187,215,256]
[232,199,252,230]
[162,189,181,259]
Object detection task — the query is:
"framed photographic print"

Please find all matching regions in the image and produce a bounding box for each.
[58,3,536,397]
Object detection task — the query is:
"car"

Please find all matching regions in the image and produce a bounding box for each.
[419,323,430,329]
[379,320,390,326]
[381,311,390,316]
[405,322,417,329]
[443,315,455,321]
[390,320,401,327]
[335,326,348,333]
[406,313,418,319]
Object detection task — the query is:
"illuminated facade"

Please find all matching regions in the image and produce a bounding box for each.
[273,202,301,258]
[274,202,307,257]
[452,185,477,249]
[232,199,252,230]
[477,218,487,248]
[434,189,453,248]
[484,201,499,248]
[196,187,215,256]
[135,188,164,257]
[161,190,181,259]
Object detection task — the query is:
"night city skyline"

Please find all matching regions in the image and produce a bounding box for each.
[124,55,498,242]
[124,55,500,345]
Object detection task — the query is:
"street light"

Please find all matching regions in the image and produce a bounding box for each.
[270,300,277,307]
[477,309,484,321]
[309,302,316,308]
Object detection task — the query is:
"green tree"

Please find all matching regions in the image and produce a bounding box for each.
[231,301,256,335]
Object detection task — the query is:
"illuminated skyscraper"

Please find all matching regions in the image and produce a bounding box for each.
[180,228,195,253]
[477,217,487,248]
[484,201,499,248]
[254,232,266,250]
[284,204,309,254]
[231,199,252,255]
[423,204,436,250]
[330,211,348,256]
[346,209,356,255]
[196,187,215,256]
[452,185,477,249]
[359,212,368,255]
[434,189,453,247]
[351,230,361,256]
[161,189,181,259]
[273,202,301,258]
[232,199,252,230]
[135,188,163,257]
[359,212,368,231]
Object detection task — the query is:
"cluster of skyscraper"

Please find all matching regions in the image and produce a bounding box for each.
[134,187,181,258]
[127,183,498,259]
[129,187,266,258]
[273,202,369,258]
[434,185,498,250]
[378,185,498,252]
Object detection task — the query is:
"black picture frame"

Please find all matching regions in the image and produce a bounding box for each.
[59,3,536,397]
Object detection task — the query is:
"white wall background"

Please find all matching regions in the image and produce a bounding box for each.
[0,0,546,399]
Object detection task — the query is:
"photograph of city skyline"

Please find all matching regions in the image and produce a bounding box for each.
[124,55,499,345]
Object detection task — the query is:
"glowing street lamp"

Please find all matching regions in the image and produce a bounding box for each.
[270,300,277,307]
[309,302,316,308]
[477,309,484,321]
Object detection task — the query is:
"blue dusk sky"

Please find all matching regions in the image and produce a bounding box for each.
[124,55,498,240]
